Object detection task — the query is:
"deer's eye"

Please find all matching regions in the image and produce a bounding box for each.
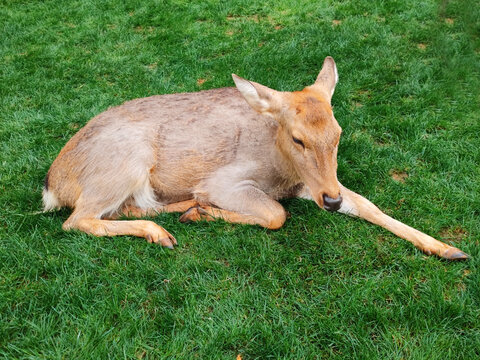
[292,136,305,148]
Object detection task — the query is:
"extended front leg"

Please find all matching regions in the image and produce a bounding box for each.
[338,184,469,260]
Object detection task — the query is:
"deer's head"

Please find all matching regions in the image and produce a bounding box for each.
[233,57,343,211]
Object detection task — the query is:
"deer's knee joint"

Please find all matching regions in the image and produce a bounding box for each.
[265,208,286,230]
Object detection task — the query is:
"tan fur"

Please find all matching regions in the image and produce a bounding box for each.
[43,57,468,260]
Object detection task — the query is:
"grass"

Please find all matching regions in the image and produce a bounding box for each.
[1,0,479,358]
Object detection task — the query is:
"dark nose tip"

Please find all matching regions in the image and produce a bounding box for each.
[323,194,343,212]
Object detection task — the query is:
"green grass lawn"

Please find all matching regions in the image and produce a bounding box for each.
[1,0,479,358]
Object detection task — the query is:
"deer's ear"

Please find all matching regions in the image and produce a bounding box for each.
[232,74,280,116]
[312,56,338,102]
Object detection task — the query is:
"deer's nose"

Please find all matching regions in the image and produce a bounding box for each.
[323,194,343,212]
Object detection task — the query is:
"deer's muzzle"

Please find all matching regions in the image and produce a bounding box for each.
[323,194,343,212]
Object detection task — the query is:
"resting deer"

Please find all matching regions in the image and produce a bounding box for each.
[43,57,468,260]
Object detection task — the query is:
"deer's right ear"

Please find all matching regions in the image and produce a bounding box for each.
[232,74,279,117]
[312,56,338,103]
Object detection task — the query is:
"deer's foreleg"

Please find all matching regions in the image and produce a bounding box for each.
[110,199,200,219]
[181,182,287,230]
[337,184,469,260]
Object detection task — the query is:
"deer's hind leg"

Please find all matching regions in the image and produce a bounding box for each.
[63,212,177,248]
[62,188,180,248]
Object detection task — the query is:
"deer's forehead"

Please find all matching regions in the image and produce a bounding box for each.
[289,91,333,126]
[286,91,340,136]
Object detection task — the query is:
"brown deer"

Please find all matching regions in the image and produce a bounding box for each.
[43,57,468,260]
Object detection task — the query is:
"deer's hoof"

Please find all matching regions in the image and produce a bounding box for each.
[179,206,214,223]
[179,207,201,223]
[443,248,470,260]
[144,223,177,248]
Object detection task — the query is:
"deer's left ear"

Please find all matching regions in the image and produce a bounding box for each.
[312,56,338,103]
[232,74,280,117]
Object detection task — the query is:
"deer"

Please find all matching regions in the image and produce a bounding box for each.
[42,57,469,260]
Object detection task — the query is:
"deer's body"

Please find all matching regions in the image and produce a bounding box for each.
[45,88,300,219]
[43,57,468,259]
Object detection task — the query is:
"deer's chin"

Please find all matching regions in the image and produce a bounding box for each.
[311,194,324,209]
[315,199,325,209]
